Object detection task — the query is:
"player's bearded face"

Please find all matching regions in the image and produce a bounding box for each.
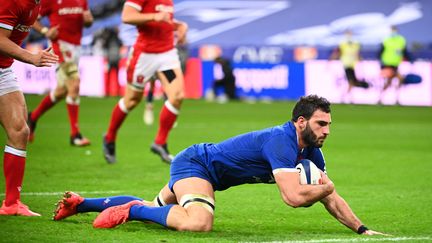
[301,122,323,148]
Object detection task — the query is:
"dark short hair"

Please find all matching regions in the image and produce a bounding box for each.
[291,95,331,122]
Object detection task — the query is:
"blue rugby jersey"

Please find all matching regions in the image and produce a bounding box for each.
[194,122,326,191]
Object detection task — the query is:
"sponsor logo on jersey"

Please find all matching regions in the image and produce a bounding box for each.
[59,7,83,15]
[155,4,173,13]
[15,24,32,32]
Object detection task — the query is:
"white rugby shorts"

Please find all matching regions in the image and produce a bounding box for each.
[126,48,180,90]
[54,40,81,64]
[52,40,81,85]
[0,67,21,96]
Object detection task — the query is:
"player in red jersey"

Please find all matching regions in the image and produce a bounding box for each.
[0,0,58,216]
[28,0,93,146]
[103,0,188,164]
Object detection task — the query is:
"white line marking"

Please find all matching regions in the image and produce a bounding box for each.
[0,191,122,196]
[242,236,432,243]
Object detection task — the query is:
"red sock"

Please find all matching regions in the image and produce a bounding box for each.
[67,103,79,136]
[3,146,26,206]
[155,103,178,145]
[105,104,128,142]
[31,95,55,121]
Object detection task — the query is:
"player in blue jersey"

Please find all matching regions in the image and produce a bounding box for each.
[52,95,385,235]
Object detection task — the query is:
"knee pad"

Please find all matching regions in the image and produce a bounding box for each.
[179,194,215,215]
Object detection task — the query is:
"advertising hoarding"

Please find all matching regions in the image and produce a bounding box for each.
[13,56,105,97]
[305,60,432,106]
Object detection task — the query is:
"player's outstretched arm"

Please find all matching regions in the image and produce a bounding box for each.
[320,189,388,235]
[274,171,334,208]
[0,28,58,67]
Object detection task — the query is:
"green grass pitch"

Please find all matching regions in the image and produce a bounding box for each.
[1,95,431,242]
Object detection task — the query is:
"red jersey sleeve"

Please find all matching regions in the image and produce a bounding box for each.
[0,2,19,31]
[39,0,53,17]
[83,0,89,11]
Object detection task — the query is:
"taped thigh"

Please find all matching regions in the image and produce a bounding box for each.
[56,62,79,86]
[153,190,167,207]
[179,194,215,215]
[158,49,181,83]
[161,69,176,83]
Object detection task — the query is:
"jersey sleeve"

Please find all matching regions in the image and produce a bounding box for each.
[262,134,298,173]
[0,2,19,31]
[83,0,89,11]
[125,0,145,11]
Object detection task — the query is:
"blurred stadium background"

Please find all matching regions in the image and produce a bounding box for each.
[19,0,432,106]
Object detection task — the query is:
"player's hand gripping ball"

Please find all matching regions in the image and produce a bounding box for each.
[296,159,322,185]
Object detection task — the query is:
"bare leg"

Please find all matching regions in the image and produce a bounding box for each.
[0,91,28,149]
[0,91,39,216]
[166,177,215,231]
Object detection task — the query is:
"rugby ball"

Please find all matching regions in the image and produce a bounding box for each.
[296,159,322,185]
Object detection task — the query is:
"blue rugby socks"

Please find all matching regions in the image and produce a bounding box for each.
[129,204,174,227]
[77,195,142,213]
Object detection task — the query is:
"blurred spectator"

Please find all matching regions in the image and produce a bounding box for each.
[90,0,123,19]
[379,26,412,91]
[91,29,106,56]
[330,29,369,97]
[176,41,189,74]
[207,56,237,102]
[93,28,123,96]
[104,28,123,70]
